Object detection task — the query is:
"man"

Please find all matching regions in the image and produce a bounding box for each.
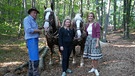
[23,7,42,76]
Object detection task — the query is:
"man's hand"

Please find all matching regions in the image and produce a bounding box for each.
[38,27,44,30]
[33,29,43,34]
[38,29,42,34]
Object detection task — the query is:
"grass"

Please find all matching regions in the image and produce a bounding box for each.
[0,33,28,63]
[0,33,45,68]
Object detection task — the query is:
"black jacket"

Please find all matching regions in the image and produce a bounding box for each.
[58,27,75,46]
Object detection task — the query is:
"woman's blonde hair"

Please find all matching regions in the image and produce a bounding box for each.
[61,16,71,27]
[86,12,96,22]
[88,12,95,19]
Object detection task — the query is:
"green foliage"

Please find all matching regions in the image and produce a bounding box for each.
[19,42,26,47]
[0,22,18,37]
[129,19,135,29]
[0,0,135,38]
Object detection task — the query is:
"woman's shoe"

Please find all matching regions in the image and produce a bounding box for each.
[94,69,99,76]
[66,69,72,73]
[88,68,95,73]
[61,72,66,76]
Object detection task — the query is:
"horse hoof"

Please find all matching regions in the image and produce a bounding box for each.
[80,63,84,67]
[72,61,76,64]
[60,61,62,65]
[49,62,53,65]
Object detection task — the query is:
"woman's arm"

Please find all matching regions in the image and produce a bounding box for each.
[58,28,64,51]
[96,22,101,48]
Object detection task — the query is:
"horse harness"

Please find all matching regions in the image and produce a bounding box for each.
[44,11,58,39]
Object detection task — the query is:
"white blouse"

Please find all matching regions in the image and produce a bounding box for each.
[87,23,93,35]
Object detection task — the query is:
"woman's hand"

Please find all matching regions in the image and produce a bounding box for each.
[95,43,99,48]
[96,38,99,48]
[60,46,64,51]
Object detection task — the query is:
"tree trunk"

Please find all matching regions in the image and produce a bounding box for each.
[32,0,36,8]
[102,0,111,42]
[71,0,75,19]
[113,0,116,31]
[56,0,60,16]
[96,0,101,24]
[101,0,103,26]
[39,47,49,71]
[123,0,126,38]
[131,1,135,14]
[117,0,122,28]
[80,0,83,16]
[87,0,90,10]
[7,0,11,22]
[100,0,104,40]
[68,0,72,16]
[123,0,131,39]
[23,0,27,16]
[45,0,48,7]
[14,46,46,72]
[63,0,66,19]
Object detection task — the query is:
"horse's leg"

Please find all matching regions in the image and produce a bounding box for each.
[80,45,84,67]
[72,45,76,64]
[49,46,54,65]
[58,48,62,64]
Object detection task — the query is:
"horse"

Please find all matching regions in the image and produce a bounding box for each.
[43,5,62,65]
[72,13,86,67]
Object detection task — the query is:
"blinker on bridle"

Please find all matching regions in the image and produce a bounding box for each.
[44,11,54,24]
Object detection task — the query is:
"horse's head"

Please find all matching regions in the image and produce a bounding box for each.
[43,7,58,34]
[72,13,84,39]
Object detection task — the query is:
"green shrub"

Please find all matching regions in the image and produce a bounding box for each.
[0,22,18,37]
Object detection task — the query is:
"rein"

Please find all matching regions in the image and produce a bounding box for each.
[45,29,58,38]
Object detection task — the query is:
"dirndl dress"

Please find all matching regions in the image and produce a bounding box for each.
[83,34,102,60]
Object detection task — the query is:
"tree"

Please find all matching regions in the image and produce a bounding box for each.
[71,0,75,19]
[102,0,111,42]
[23,0,27,16]
[32,0,36,8]
[63,0,66,19]
[0,0,135,39]
[123,0,132,39]
[113,0,116,31]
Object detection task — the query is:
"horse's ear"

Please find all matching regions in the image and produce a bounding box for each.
[51,0,54,11]
[81,13,83,17]
[71,19,75,28]
[44,5,47,9]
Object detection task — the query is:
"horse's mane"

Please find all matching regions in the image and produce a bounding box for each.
[44,8,52,12]
[71,13,83,29]
[73,13,82,21]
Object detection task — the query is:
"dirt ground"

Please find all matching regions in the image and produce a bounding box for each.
[1,31,135,76]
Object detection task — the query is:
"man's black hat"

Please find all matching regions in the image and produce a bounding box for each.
[28,7,40,14]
